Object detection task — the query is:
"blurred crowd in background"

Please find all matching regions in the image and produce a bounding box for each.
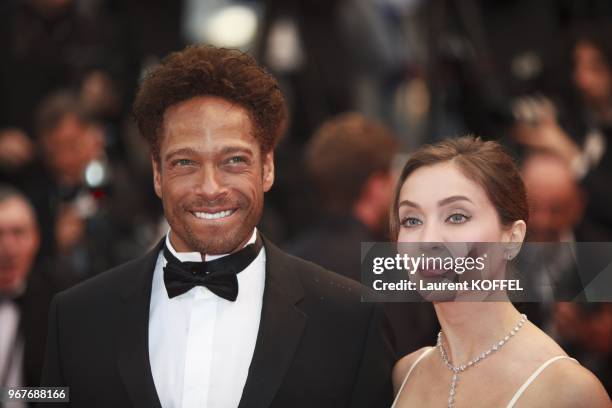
[0,0,611,397]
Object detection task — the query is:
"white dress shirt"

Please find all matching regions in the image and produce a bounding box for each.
[149,229,265,408]
[0,298,26,408]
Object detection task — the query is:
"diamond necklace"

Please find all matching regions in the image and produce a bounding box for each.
[436,314,527,408]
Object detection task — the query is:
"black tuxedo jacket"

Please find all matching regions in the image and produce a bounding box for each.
[0,261,74,407]
[40,237,394,407]
[14,272,55,391]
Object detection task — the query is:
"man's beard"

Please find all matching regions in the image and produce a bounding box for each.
[181,211,258,255]
[168,194,262,255]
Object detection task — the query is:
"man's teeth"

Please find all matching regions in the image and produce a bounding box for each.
[193,210,235,220]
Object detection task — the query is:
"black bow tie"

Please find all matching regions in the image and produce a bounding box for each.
[163,234,263,301]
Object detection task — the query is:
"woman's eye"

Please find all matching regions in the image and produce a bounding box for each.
[447,213,470,224]
[401,217,422,228]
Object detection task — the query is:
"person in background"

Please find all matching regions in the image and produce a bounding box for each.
[286,113,398,280]
[514,151,590,325]
[511,22,612,239]
[520,149,596,299]
[569,23,612,239]
[521,150,612,395]
[23,90,104,260]
[0,128,35,185]
[0,185,72,405]
[22,90,146,280]
[520,150,612,243]
[286,113,438,356]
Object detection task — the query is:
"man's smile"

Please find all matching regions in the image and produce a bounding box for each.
[190,209,237,220]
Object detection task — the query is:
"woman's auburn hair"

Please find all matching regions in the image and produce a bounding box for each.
[390,136,529,239]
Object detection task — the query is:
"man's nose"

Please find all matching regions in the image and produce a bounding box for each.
[196,165,227,199]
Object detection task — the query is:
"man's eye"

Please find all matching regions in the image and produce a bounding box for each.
[447,213,470,224]
[401,217,422,228]
[173,159,194,167]
[226,156,247,165]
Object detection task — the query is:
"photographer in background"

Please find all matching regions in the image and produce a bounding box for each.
[511,22,612,239]
[21,90,144,281]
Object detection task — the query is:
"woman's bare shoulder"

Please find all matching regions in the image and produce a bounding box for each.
[524,357,610,407]
[392,346,434,393]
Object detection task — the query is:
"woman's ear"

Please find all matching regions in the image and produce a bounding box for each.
[503,220,526,259]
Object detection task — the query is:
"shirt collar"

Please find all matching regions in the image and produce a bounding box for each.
[165,228,258,262]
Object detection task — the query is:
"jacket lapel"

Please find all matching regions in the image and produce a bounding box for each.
[113,236,306,408]
[116,240,164,408]
[238,237,307,408]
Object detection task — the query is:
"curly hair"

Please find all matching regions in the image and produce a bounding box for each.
[133,45,287,161]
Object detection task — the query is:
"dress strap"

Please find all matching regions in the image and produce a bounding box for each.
[391,347,434,408]
[506,356,578,408]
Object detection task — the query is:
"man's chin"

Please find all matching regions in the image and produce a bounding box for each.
[181,222,254,254]
[192,233,250,255]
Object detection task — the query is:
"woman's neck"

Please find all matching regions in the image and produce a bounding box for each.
[433,301,523,366]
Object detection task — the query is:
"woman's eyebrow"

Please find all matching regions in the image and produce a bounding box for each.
[398,200,420,209]
[437,195,473,206]
[399,195,473,209]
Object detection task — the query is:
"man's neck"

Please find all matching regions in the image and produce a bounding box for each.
[167,229,257,261]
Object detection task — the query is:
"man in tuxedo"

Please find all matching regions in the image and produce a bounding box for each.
[41,45,394,407]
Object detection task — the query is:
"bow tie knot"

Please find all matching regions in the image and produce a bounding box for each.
[163,234,263,301]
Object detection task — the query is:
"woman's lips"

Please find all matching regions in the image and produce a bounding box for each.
[418,267,447,278]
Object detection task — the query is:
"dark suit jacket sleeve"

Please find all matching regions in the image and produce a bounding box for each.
[39,294,70,408]
[348,303,396,408]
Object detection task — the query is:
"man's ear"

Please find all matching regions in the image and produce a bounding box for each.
[152,156,162,199]
[262,150,275,192]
